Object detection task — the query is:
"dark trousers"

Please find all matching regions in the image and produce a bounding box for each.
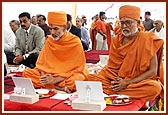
[4,64,7,76]
[4,51,39,69]
[82,41,89,51]
[21,52,39,68]
[4,51,15,65]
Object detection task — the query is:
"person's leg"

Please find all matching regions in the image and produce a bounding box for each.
[118,79,162,102]
[4,64,7,76]
[4,51,16,65]
[102,39,108,50]
[81,41,89,51]
[96,33,103,50]
[21,52,39,68]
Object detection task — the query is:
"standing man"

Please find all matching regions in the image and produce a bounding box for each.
[96,12,108,50]
[90,14,99,50]
[22,11,89,93]
[143,11,154,31]
[66,14,81,39]
[13,12,45,68]
[4,26,16,64]
[76,17,90,51]
[37,14,50,37]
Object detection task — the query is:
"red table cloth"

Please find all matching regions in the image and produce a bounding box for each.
[85,50,109,63]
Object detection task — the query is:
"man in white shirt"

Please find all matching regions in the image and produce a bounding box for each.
[150,20,164,39]
[4,26,16,64]
[3,51,8,76]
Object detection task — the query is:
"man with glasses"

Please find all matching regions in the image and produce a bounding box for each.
[9,20,20,34]
[86,5,164,103]
[76,17,90,51]
[22,11,89,93]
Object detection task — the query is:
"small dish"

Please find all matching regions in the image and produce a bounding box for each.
[105,95,132,106]
[36,88,49,94]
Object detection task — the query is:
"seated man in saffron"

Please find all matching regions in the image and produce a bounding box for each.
[22,11,89,93]
[86,5,164,102]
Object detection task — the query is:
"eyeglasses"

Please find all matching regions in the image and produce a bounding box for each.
[119,20,135,27]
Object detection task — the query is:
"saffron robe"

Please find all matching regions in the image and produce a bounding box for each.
[106,23,113,50]
[23,32,89,91]
[89,20,98,50]
[86,31,164,102]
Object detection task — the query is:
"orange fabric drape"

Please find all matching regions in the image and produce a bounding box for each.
[90,20,98,50]
[86,31,164,102]
[106,23,113,50]
[113,19,121,36]
[23,32,89,90]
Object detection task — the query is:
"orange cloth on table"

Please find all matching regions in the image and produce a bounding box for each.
[119,5,140,21]
[86,31,164,102]
[22,32,89,91]
[48,11,67,25]
[90,20,98,50]
[106,22,113,50]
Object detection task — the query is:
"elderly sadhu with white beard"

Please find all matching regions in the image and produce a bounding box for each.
[86,5,164,102]
[22,11,89,93]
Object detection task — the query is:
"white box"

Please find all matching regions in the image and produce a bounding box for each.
[10,93,39,104]
[72,99,106,111]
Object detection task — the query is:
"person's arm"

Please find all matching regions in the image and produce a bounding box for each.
[15,32,23,56]
[112,54,158,92]
[76,28,81,39]
[96,21,106,38]
[28,28,45,54]
[4,30,16,52]
[40,72,65,85]
[81,28,90,45]
[127,54,158,84]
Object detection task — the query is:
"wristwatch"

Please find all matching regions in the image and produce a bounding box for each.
[23,53,29,60]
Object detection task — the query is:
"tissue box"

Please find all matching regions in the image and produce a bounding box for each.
[10,93,39,104]
[72,99,106,111]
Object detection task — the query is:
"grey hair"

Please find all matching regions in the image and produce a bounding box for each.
[76,17,84,24]
[9,20,20,25]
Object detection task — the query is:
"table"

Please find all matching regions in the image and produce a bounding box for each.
[4,93,145,111]
[51,99,144,111]
[4,95,63,111]
[85,50,109,63]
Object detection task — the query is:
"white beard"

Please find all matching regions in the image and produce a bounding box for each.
[52,32,64,41]
[52,36,60,41]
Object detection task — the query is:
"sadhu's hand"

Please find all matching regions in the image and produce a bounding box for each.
[111,78,129,92]
[40,72,65,85]
[40,72,56,84]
